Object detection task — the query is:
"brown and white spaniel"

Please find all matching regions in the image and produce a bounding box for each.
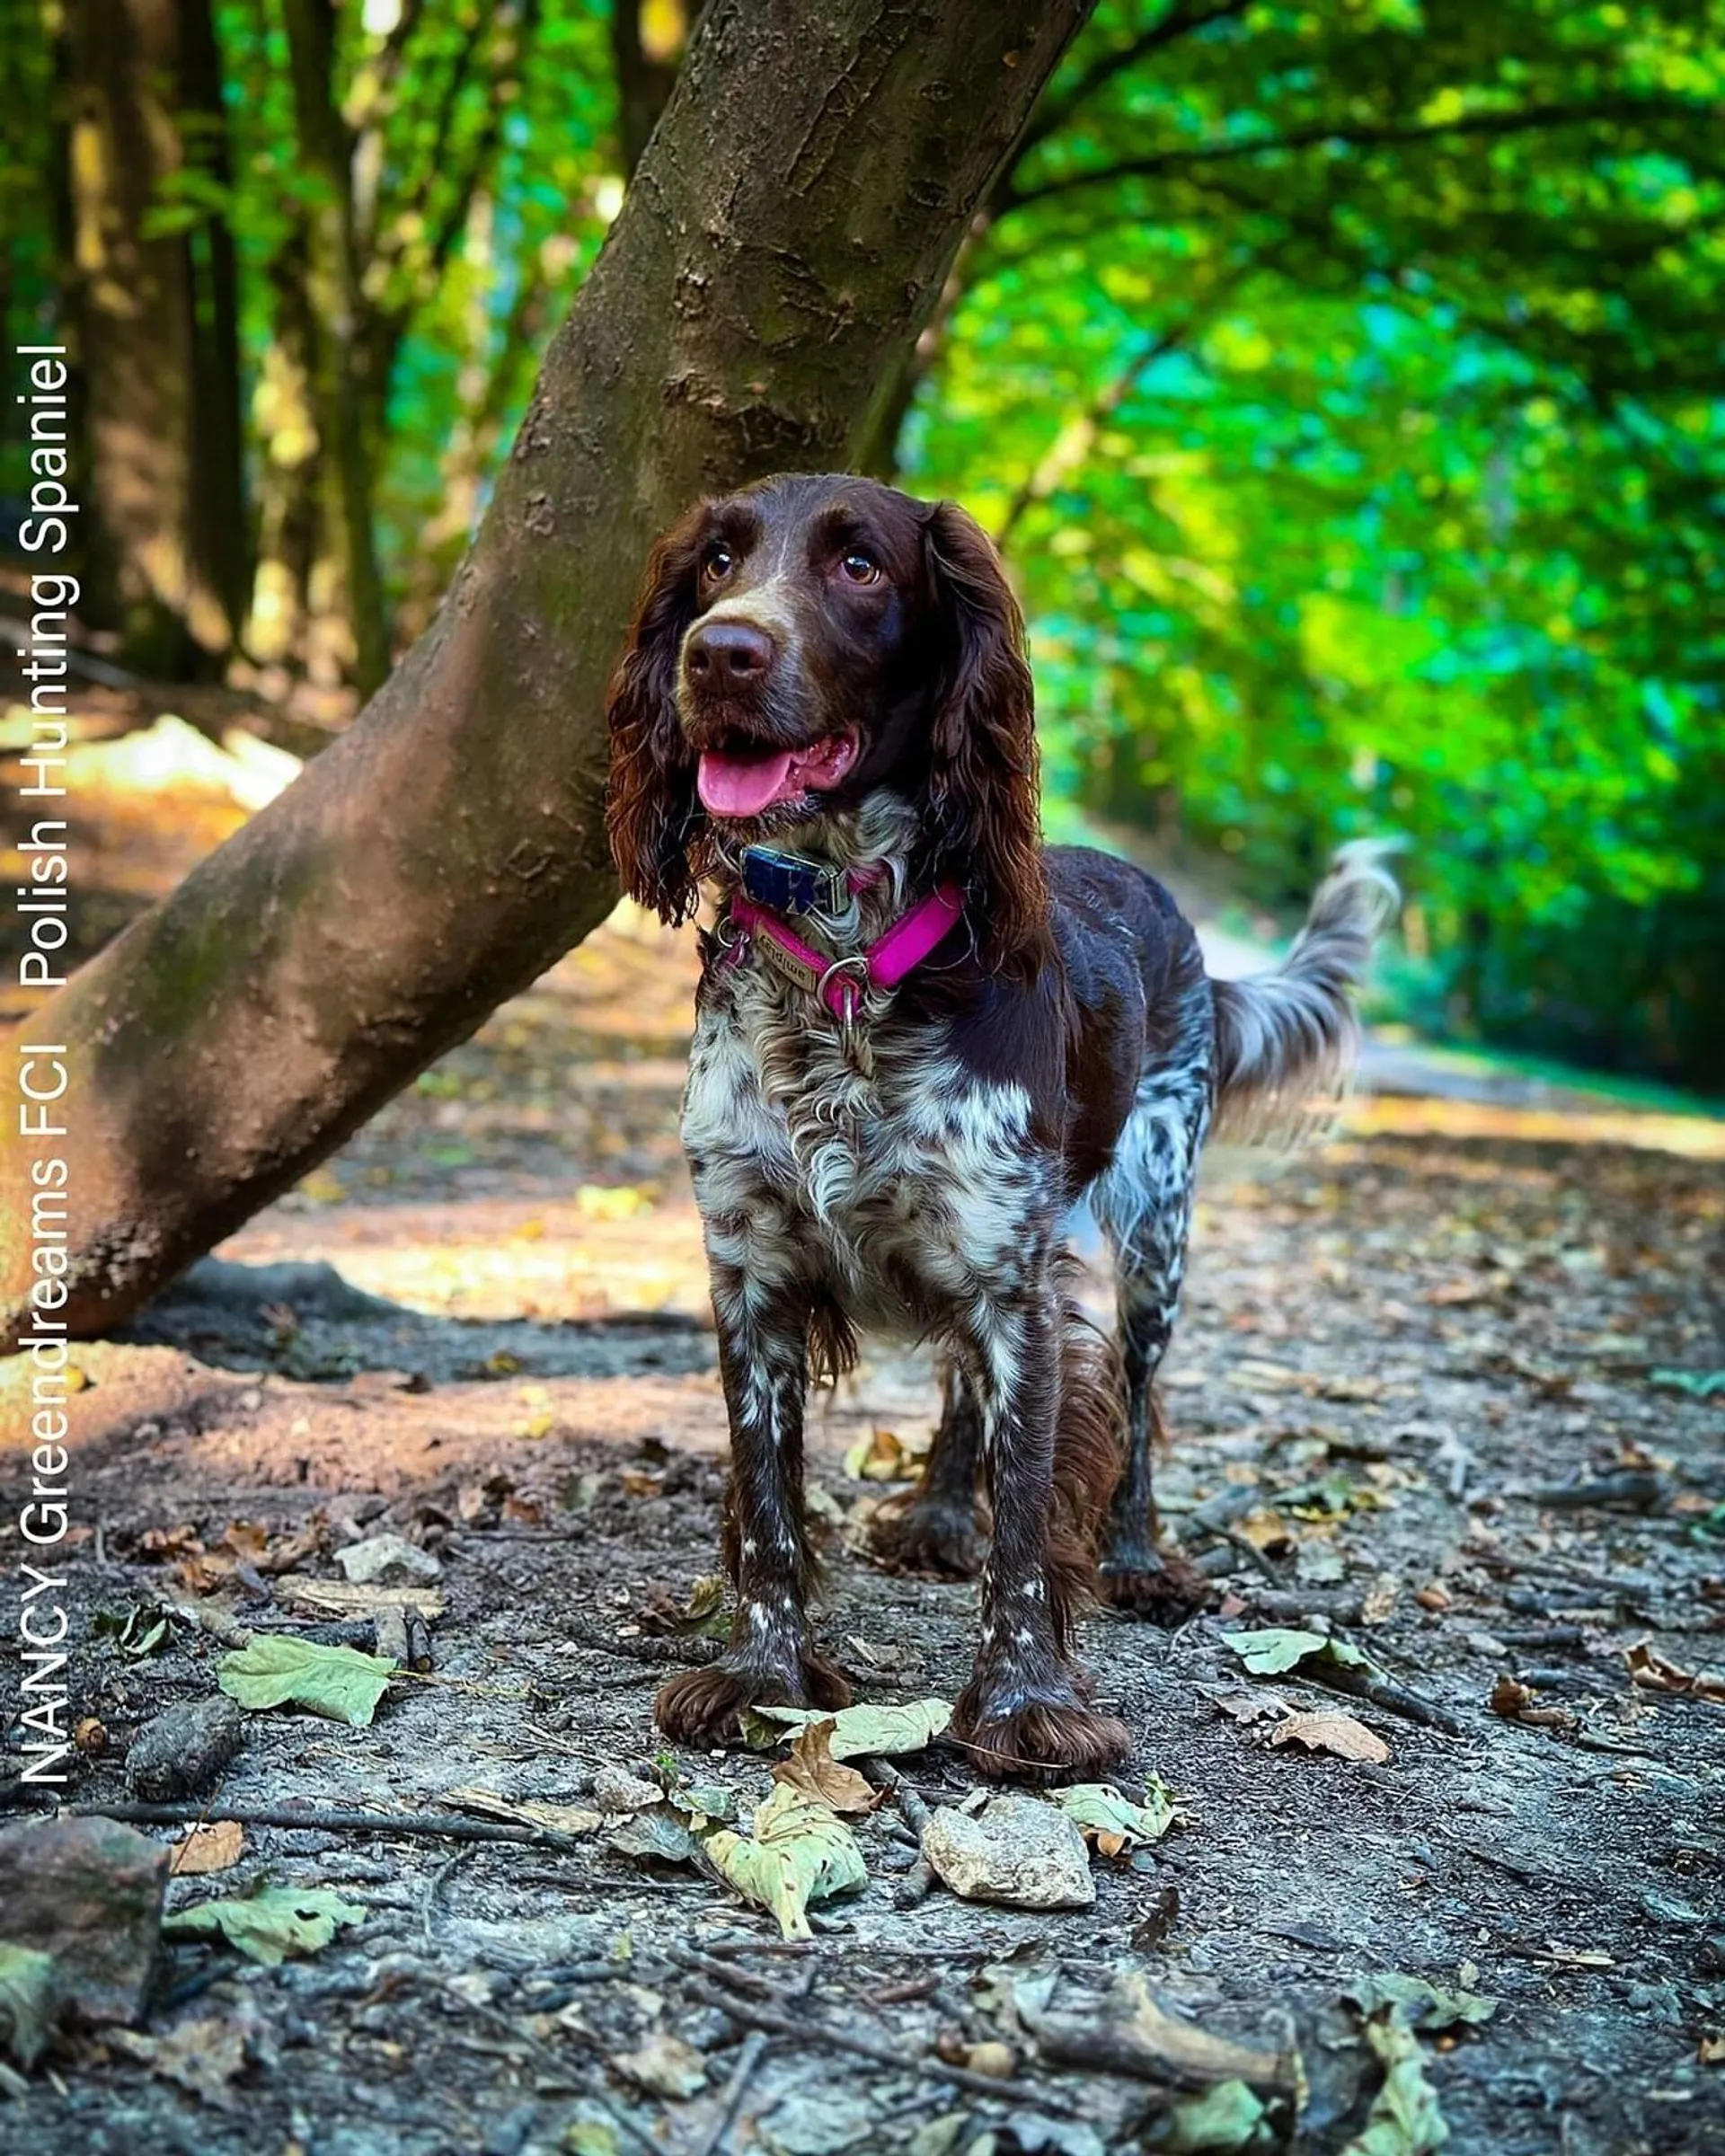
[606,473,1396,1781]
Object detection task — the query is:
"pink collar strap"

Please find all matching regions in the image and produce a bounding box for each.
[727,882,965,1022]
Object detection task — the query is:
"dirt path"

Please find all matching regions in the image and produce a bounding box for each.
[4,922,1723,2156]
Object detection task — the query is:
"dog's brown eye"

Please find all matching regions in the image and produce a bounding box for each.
[703,543,734,581]
[839,550,880,586]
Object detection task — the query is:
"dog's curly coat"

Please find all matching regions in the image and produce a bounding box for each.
[606,473,1396,1780]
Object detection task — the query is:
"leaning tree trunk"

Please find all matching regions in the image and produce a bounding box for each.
[2,0,1094,1348]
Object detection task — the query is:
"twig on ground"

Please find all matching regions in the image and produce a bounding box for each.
[864,1757,931,1836]
[1306,1657,1465,1736]
[709,1993,1075,2114]
[697,1934,820,1957]
[694,2028,769,2156]
[674,1945,804,2003]
[1484,1554,1659,1602]
[1208,1525,1288,1586]
[872,1973,942,2005]
[565,1620,723,1667]
[1513,1471,1665,1513]
[1239,1588,1365,1626]
[76,1800,588,1850]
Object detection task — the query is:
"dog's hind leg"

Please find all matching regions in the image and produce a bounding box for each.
[1091,976,1214,1621]
[871,1357,986,1577]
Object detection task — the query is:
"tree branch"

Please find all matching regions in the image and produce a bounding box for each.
[995,314,1197,552]
[1013,0,1251,162]
[1003,95,1721,214]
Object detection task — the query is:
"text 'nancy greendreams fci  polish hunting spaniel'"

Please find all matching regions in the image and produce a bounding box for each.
[605,473,1397,1782]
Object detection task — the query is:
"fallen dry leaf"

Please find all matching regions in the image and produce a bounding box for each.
[843,1426,925,1481]
[703,1783,867,1940]
[1490,1674,1579,1732]
[1204,1684,1293,1725]
[170,1820,245,1876]
[770,1719,880,1815]
[1269,1711,1391,1764]
[614,2029,707,2099]
[110,2015,248,2109]
[1625,1641,1725,1704]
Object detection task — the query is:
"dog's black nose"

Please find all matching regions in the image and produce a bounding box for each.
[686,620,773,689]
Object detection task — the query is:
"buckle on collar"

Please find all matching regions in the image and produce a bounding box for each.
[740,845,845,915]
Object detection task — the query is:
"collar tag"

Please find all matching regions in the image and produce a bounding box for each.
[740,845,845,915]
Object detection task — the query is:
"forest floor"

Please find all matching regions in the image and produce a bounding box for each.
[3,916,1722,2156]
[3,711,1725,2155]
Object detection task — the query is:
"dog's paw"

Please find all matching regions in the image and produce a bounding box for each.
[871,1494,986,1579]
[950,1686,1130,1786]
[654,1648,852,1748]
[1098,1540,1211,1624]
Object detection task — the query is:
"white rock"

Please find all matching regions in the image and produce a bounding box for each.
[921,1789,1095,1909]
[332,1533,441,1585]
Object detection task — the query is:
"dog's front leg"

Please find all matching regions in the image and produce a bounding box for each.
[951,1269,1129,1784]
[655,1264,851,1747]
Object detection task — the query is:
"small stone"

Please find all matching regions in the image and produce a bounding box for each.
[126,1694,244,1801]
[333,1533,441,1586]
[921,1790,1094,1910]
[592,1764,662,1813]
[0,1816,169,2024]
[615,2030,708,2099]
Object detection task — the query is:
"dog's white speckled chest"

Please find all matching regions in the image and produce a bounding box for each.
[681,951,1043,1335]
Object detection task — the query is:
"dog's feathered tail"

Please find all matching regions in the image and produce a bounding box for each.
[1210,840,1401,1144]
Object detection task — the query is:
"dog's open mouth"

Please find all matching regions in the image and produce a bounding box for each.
[696,734,858,819]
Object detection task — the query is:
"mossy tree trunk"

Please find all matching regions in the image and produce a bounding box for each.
[2,0,1095,1348]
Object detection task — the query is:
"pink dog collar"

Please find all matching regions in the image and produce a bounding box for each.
[727,882,965,1022]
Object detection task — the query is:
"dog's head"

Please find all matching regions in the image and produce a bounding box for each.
[605,473,1048,975]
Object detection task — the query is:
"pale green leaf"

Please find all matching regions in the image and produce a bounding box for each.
[1340,2015,1450,2156]
[1154,2078,1272,2152]
[1052,1778,1177,1850]
[741,1697,952,1759]
[217,1633,395,1726]
[0,1942,60,2070]
[1223,1629,1376,1679]
[703,1783,866,1940]
[163,1886,366,1967]
[1345,1975,1497,2030]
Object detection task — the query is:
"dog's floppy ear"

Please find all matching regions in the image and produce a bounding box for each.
[923,501,1052,980]
[605,508,708,923]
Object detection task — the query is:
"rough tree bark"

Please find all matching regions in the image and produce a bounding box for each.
[2,0,1096,1348]
[60,0,248,676]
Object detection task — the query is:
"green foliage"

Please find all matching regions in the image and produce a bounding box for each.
[903,0,1725,1085]
[4,0,1721,1082]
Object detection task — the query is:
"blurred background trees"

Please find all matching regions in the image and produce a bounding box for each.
[6,0,1723,1087]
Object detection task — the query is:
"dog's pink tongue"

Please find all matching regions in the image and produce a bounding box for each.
[697,748,796,817]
